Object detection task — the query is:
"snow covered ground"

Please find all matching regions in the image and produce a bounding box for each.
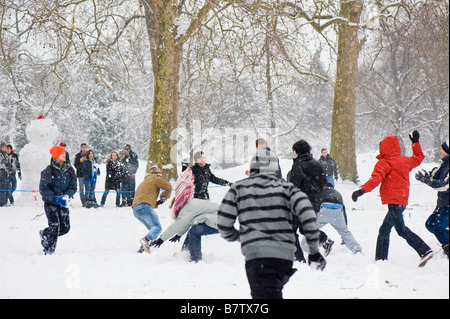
[0,154,448,299]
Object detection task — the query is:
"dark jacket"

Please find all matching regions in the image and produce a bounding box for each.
[82,158,100,183]
[426,156,449,208]
[39,159,77,205]
[192,163,230,200]
[105,160,122,190]
[322,186,344,205]
[121,156,133,184]
[287,153,327,213]
[74,151,87,178]
[318,155,338,180]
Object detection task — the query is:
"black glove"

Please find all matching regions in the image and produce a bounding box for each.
[352,189,365,202]
[150,238,164,248]
[169,235,181,243]
[308,253,326,271]
[409,130,420,143]
[415,170,431,184]
[18,172,22,180]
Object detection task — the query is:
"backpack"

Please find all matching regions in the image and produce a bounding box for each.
[169,167,195,220]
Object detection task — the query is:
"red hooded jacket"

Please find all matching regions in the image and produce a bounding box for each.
[361,136,425,206]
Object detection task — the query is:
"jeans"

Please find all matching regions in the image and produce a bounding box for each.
[101,189,121,206]
[183,223,219,262]
[0,170,9,206]
[40,203,70,253]
[245,258,297,299]
[133,203,162,241]
[84,181,97,203]
[8,175,17,204]
[376,204,431,261]
[121,183,131,202]
[77,177,85,204]
[426,207,449,246]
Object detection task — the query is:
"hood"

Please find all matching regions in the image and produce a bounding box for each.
[250,148,280,176]
[377,135,401,159]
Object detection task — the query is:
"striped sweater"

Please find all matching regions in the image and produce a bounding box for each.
[218,174,320,262]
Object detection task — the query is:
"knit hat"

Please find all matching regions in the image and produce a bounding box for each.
[249,148,280,176]
[149,165,162,175]
[50,145,66,160]
[443,140,449,155]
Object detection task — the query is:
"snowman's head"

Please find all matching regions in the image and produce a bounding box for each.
[26,118,60,145]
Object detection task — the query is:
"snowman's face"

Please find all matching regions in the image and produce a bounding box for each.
[26,119,60,144]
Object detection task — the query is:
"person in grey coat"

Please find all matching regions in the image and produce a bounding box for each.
[150,199,220,262]
[218,148,325,299]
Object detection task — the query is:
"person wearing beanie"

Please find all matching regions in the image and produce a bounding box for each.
[120,149,133,206]
[39,145,77,254]
[352,130,433,266]
[415,139,449,258]
[218,148,325,299]
[287,140,333,262]
[132,165,172,254]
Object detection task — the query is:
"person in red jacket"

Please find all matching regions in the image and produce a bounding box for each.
[352,131,433,265]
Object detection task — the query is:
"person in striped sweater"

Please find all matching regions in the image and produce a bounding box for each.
[218,148,326,299]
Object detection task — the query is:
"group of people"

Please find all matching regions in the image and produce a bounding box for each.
[72,143,139,208]
[0,142,22,207]
[34,131,449,299]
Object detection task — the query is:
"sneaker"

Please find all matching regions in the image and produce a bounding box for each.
[140,238,151,254]
[418,250,433,268]
[322,239,334,257]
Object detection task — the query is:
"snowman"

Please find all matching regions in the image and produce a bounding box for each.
[16,115,60,205]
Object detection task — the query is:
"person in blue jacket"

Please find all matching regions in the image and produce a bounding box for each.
[39,146,77,255]
[416,140,449,258]
[82,150,100,208]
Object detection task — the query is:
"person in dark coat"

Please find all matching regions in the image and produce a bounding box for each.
[6,144,21,206]
[125,144,139,201]
[120,150,133,206]
[287,140,332,262]
[191,151,231,200]
[318,148,338,186]
[0,142,10,207]
[416,139,449,258]
[39,146,77,255]
[73,143,88,206]
[101,152,122,207]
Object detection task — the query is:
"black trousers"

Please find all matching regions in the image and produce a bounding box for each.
[245,258,297,299]
[0,170,9,206]
[41,203,70,253]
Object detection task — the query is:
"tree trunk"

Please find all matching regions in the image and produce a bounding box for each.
[330,1,363,183]
[140,1,182,180]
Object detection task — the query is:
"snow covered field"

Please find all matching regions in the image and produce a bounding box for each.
[0,155,448,299]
